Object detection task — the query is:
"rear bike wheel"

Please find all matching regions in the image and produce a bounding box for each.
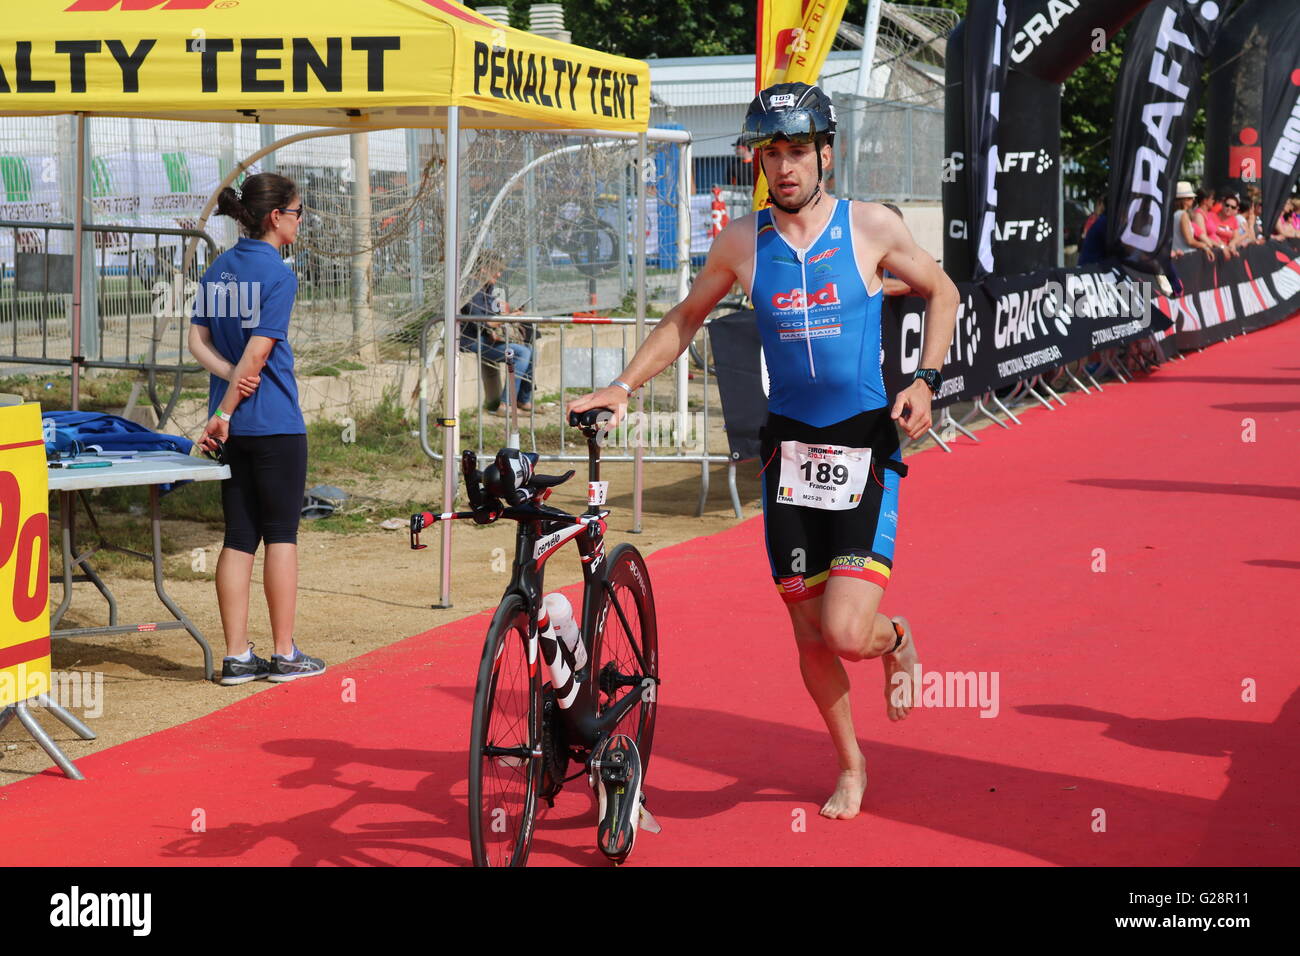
[468,594,542,867]
[590,544,659,776]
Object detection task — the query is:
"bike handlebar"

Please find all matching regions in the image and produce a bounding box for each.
[409,408,616,550]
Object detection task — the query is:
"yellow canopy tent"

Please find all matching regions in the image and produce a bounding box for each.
[0,0,677,604]
[0,0,649,131]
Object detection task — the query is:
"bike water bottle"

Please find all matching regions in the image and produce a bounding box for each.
[538,599,579,709]
[544,592,587,672]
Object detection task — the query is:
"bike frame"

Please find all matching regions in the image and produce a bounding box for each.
[502,507,647,751]
[411,434,653,759]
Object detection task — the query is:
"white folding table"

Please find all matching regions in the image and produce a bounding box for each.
[48,451,230,681]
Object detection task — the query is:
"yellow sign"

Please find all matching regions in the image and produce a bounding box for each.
[0,0,650,133]
[753,0,848,209]
[0,403,52,709]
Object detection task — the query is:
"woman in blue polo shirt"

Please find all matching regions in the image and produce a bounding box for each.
[188,172,325,686]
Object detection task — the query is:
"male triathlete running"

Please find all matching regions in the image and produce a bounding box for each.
[569,83,958,819]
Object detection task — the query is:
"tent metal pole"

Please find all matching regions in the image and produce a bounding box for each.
[632,131,647,533]
[71,113,87,411]
[676,137,691,471]
[407,128,425,307]
[438,107,461,608]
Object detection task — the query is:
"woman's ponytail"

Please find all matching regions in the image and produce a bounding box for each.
[215,174,298,239]
[215,186,258,234]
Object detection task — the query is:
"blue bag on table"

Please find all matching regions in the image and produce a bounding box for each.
[42,412,196,494]
[41,411,193,457]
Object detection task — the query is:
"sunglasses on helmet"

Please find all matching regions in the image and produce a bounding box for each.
[739,109,825,150]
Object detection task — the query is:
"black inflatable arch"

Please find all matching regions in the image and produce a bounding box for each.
[943,0,1153,280]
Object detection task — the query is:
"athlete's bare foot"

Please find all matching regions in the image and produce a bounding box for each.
[820,756,868,820]
[883,616,919,721]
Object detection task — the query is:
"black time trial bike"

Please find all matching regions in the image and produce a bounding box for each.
[410,409,660,867]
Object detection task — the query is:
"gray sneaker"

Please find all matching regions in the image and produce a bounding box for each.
[268,647,327,682]
[219,642,272,685]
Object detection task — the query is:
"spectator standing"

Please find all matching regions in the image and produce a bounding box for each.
[189,173,326,685]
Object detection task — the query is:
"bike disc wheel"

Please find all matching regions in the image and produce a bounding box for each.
[591,544,659,776]
[468,595,542,867]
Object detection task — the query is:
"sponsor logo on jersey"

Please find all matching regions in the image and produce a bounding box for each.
[778,574,805,594]
[830,226,842,239]
[776,321,841,342]
[771,254,800,266]
[757,222,777,237]
[771,282,840,311]
[808,246,839,264]
[830,554,868,570]
[813,262,834,275]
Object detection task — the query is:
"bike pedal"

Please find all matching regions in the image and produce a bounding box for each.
[592,733,642,863]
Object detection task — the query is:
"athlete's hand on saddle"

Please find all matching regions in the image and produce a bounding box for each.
[892,380,933,440]
[567,387,629,429]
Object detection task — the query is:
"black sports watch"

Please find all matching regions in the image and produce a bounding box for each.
[913,368,943,395]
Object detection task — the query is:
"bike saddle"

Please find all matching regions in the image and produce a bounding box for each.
[568,407,614,439]
[591,733,644,865]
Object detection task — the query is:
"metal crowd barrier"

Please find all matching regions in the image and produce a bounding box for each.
[416,313,742,531]
[0,219,217,428]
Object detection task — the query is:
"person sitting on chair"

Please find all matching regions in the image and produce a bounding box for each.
[458,251,534,414]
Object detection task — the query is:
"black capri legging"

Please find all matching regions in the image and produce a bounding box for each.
[221,434,308,554]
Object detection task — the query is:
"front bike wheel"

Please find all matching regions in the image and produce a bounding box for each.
[591,544,659,776]
[468,594,542,867]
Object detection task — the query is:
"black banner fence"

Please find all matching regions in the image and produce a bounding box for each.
[709,238,1300,462]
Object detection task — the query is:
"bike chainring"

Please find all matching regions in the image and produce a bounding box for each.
[539,690,569,805]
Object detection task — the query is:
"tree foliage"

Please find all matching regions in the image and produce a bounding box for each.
[496,1,966,60]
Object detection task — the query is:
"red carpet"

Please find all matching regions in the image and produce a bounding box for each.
[4,320,1299,866]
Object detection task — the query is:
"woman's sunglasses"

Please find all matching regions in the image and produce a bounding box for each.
[277,205,305,220]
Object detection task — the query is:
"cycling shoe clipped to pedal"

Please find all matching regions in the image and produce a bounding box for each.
[590,733,655,863]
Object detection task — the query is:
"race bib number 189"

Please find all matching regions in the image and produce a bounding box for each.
[776,440,871,511]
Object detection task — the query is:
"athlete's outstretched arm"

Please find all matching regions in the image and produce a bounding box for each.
[567,220,749,425]
[856,203,959,439]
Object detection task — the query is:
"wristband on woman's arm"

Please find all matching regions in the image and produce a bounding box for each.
[215,408,232,421]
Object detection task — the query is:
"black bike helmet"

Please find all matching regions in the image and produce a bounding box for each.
[740,82,837,150]
[741,82,836,212]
